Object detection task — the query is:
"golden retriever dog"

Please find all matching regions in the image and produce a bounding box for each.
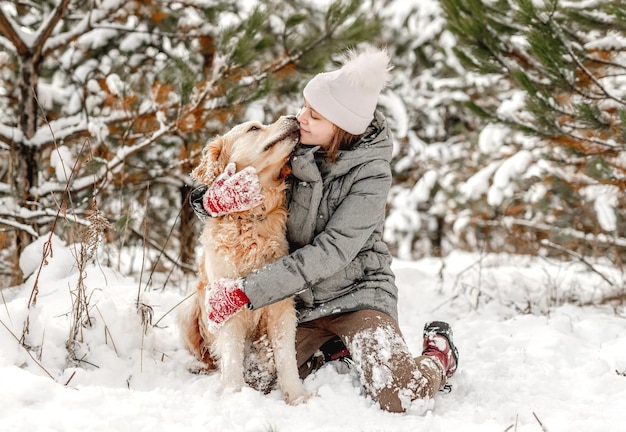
[178,115,307,404]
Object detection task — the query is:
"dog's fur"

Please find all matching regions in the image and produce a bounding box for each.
[178,116,307,404]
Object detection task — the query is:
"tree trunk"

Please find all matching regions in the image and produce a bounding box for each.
[9,55,40,284]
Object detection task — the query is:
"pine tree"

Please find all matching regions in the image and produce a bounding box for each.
[378,0,485,259]
[439,0,626,263]
[0,0,381,286]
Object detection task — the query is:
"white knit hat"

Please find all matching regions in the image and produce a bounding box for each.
[303,47,391,135]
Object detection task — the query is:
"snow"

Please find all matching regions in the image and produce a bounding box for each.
[459,161,499,201]
[410,170,438,204]
[488,150,532,206]
[120,24,151,52]
[478,123,508,154]
[379,91,409,139]
[49,145,75,182]
[1,236,625,431]
[105,74,125,96]
[1,0,625,428]
[581,184,619,232]
[585,31,626,50]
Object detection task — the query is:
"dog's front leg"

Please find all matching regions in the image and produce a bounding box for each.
[212,316,247,392]
[267,301,308,404]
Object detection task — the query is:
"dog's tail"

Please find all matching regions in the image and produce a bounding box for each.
[177,292,218,370]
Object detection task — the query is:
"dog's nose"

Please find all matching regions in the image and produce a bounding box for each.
[283,114,299,128]
[283,114,298,124]
[190,185,210,220]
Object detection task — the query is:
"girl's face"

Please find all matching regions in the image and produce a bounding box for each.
[296,100,336,148]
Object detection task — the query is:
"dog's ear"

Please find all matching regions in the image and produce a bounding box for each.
[191,136,228,184]
[278,162,292,180]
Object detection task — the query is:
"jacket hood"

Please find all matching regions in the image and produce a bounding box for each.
[325,111,392,178]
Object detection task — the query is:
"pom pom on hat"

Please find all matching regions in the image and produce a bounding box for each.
[303,47,391,135]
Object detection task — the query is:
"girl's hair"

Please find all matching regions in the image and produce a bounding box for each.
[323,126,360,163]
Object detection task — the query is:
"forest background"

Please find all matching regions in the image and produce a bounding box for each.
[0,0,624,318]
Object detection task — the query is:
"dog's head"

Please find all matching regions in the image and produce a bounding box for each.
[192,116,299,188]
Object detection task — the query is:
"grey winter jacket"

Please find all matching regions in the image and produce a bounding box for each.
[242,111,397,323]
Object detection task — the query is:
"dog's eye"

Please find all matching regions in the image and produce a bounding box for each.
[247,125,260,133]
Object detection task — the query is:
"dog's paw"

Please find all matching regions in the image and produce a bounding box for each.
[284,388,313,405]
[187,363,216,375]
[222,382,245,397]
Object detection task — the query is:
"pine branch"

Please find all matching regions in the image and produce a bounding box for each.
[568,48,626,106]
[532,5,626,106]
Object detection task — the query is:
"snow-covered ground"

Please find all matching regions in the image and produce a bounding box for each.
[1,235,625,431]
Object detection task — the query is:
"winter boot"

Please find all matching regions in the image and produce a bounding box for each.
[302,336,352,378]
[422,321,459,378]
[321,336,351,362]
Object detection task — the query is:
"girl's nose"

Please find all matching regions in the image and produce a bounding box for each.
[296,106,307,123]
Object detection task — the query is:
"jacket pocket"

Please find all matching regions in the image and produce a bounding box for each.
[310,263,362,304]
[309,253,373,304]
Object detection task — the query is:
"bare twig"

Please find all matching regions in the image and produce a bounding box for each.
[137,184,149,301]
[532,412,549,432]
[542,239,615,286]
[94,305,118,355]
[1,282,12,326]
[0,318,55,380]
[552,22,626,106]
[152,291,196,328]
[127,224,195,276]
[64,370,77,386]
[26,233,55,308]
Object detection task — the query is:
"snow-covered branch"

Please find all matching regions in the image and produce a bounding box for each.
[31,0,72,57]
[0,123,23,147]
[33,116,176,196]
[0,7,28,54]
[0,217,39,237]
[42,0,125,56]
[0,206,91,229]
[505,217,626,248]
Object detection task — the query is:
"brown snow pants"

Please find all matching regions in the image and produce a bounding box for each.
[296,309,446,413]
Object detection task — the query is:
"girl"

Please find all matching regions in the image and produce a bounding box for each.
[193,47,458,413]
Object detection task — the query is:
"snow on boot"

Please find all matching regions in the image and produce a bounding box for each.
[422,321,459,378]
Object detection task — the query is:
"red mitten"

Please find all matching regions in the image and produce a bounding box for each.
[203,162,264,217]
[205,277,249,332]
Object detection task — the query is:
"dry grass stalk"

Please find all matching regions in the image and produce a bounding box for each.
[66,201,111,363]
